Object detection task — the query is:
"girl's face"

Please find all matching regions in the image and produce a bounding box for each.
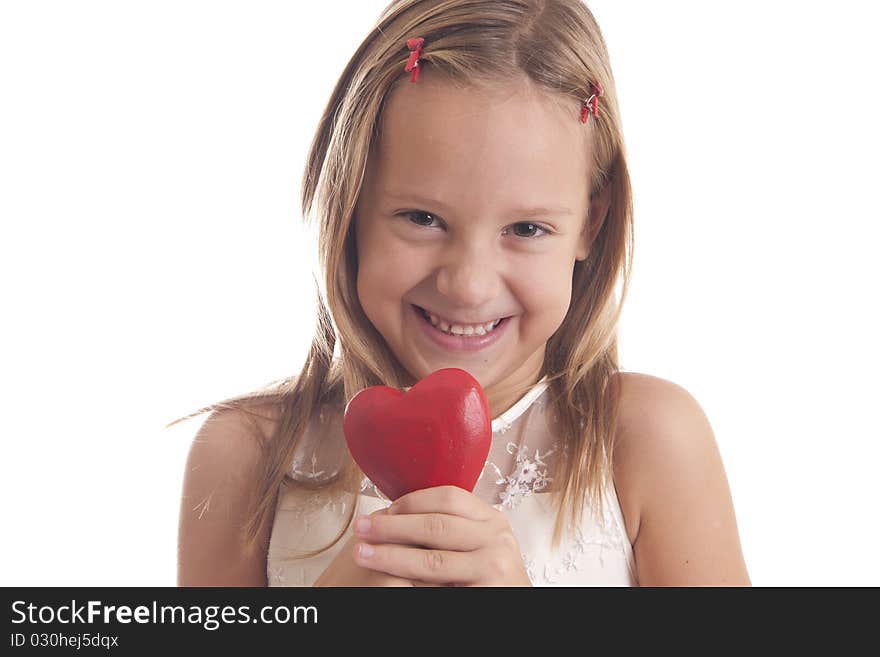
[354,74,602,413]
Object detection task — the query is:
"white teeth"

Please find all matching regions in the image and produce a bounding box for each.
[423,309,501,336]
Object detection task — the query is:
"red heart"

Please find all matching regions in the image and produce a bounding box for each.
[343,368,492,501]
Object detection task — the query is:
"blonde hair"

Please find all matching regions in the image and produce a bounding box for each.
[168,0,633,559]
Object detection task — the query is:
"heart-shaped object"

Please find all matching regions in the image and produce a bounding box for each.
[343,367,492,501]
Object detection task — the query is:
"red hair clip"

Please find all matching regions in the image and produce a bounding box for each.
[580,80,604,123]
[405,37,425,82]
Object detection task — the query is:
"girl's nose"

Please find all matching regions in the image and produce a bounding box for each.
[434,242,502,310]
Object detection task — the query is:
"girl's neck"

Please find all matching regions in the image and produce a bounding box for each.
[484,365,546,422]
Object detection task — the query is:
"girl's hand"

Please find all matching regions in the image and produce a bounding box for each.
[351,485,532,586]
[312,507,442,587]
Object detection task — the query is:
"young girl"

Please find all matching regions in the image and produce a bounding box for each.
[171,0,750,587]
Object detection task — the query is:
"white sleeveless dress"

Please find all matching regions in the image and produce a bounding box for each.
[266,376,639,586]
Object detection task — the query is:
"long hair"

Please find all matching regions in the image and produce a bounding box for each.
[168,0,634,557]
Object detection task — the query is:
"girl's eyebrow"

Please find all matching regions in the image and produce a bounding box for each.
[382,191,574,218]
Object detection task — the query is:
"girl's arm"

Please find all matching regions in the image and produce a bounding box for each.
[177,407,274,586]
[614,374,752,586]
[177,406,423,587]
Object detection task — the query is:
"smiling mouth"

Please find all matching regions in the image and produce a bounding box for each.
[412,304,510,336]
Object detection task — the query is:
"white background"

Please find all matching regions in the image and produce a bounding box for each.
[1,1,877,586]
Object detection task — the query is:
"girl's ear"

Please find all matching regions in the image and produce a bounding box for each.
[576,183,612,261]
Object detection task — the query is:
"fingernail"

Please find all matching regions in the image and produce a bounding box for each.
[358,543,374,558]
[355,516,371,534]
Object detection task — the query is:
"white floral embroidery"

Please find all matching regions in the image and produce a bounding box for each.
[495,416,514,434]
[488,442,557,510]
[521,553,537,585]
[292,451,326,482]
[268,565,286,586]
[279,488,348,543]
[519,498,631,585]
[561,551,580,572]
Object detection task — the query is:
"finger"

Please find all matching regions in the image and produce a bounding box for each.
[353,542,478,585]
[355,512,485,551]
[389,485,493,521]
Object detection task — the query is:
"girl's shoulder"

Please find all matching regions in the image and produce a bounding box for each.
[178,400,285,585]
[611,371,751,585]
[611,372,687,544]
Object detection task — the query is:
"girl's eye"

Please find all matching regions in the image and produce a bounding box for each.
[401,210,438,228]
[507,222,548,239]
[398,211,550,239]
